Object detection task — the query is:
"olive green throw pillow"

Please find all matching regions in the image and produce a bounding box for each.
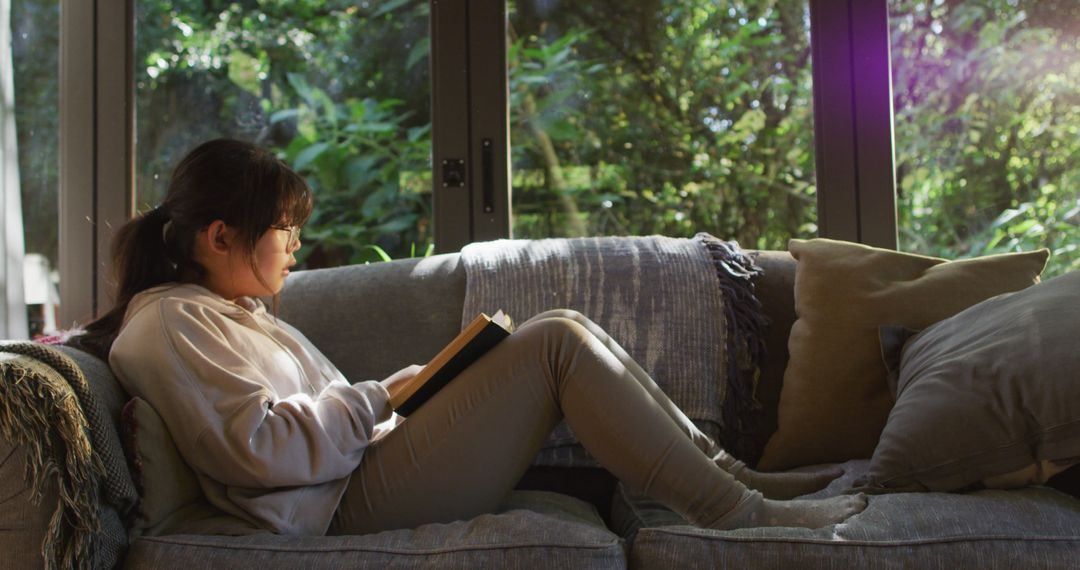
[757,239,1048,471]
[868,269,1080,491]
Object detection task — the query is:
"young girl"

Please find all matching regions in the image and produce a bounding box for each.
[77,138,866,536]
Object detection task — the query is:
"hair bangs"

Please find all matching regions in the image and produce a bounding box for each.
[275,168,314,228]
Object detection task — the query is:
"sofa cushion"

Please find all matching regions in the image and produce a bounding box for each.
[868,269,1080,492]
[609,481,688,547]
[278,248,794,471]
[610,461,858,547]
[741,250,797,468]
[278,254,467,384]
[628,461,1080,570]
[124,491,626,569]
[759,239,1048,470]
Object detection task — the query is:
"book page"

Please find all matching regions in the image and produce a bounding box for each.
[492,309,514,332]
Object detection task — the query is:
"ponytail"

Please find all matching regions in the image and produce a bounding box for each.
[69,207,183,360]
[67,138,312,361]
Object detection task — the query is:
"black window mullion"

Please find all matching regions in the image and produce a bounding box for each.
[431,0,474,253]
[466,1,510,243]
[850,0,898,249]
[810,0,897,249]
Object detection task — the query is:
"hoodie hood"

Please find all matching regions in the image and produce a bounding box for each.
[124,283,266,326]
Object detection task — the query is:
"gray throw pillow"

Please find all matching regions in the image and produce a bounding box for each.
[867,269,1080,491]
[121,397,203,532]
[122,397,263,536]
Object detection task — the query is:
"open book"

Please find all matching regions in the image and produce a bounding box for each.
[390,311,514,416]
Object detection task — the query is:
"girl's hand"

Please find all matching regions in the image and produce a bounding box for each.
[380,364,424,400]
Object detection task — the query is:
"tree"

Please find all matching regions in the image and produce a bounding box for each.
[135,0,432,266]
[891,0,1080,276]
[509,0,818,249]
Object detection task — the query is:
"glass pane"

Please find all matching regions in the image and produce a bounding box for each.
[135,2,432,268]
[507,1,817,248]
[13,0,61,339]
[891,0,1080,277]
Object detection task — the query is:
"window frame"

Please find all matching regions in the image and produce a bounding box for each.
[59,0,134,327]
[809,0,897,248]
[431,0,510,253]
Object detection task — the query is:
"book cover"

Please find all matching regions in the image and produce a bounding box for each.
[391,311,513,416]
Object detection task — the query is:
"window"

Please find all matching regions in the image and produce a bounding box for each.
[507,1,818,249]
[10,0,60,338]
[135,2,433,268]
[891,0,1080,276]
[63,0,898,323]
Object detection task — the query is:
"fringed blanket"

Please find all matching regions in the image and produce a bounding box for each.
[461,233,766,467]
[0,342,137,569]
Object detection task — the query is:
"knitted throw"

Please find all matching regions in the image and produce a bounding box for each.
[460,234,766,467]
[0,342,137,569]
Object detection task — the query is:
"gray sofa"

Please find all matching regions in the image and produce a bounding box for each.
[2,246,1079,569]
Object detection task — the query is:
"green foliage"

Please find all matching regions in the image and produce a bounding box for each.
[507,1,818,249]
[10,0,1079,278]
[275,77,431,266]
[891,0,1080,276]
[132,0,433,267]
[364,242,435,263]
[979,191,1080,273]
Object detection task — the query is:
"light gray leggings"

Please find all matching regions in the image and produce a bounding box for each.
[328,309,751,534]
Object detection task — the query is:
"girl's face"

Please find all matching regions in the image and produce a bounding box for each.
[229,224,301,298]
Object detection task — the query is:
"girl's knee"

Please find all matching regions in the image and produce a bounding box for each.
[520,316,591,344]
[556,308,587,323]
[524,308,587,326]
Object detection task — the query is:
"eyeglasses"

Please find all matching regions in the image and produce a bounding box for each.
[269,224,302,250]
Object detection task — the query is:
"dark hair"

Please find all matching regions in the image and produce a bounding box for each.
[71,138,313,360]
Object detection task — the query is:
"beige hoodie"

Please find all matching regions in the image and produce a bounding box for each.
[109,283,392,535]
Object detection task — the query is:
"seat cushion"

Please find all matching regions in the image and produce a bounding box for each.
[625,461,1080,570]
[124,491,626,569]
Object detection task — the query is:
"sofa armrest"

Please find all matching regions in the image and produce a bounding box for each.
[0,437,57,568]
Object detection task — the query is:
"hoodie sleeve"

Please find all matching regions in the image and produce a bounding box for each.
[111,297,392,489]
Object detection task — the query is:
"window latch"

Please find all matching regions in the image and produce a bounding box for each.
[442,159,465,187]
